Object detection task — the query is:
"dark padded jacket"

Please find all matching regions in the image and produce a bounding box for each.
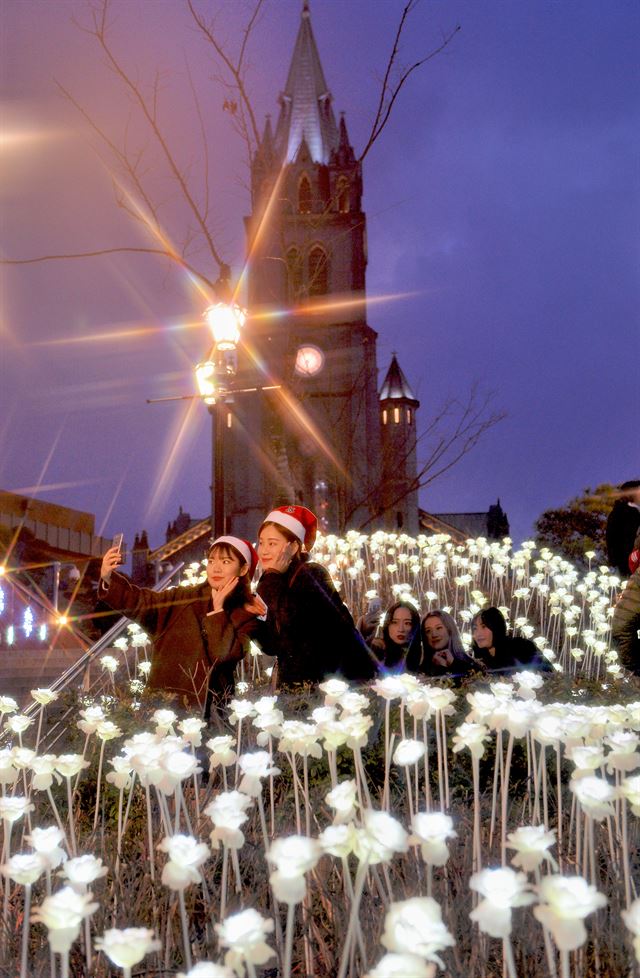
[98,572,258,708]
[256,558,376,685]
[612,570,640,674]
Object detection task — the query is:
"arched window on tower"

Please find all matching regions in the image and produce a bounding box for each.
[308,246,329,296]
[336,176,350,213]
[298,174,312,214]
[286,248,303,300]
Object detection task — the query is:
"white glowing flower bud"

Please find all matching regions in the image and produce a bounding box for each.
[206,791,253,850]
[7,714,33,734]
[94,927,161,968]
[342,711,373,750]
[106,755,133,792]
[77,705,106,735]
[157,834,210,891]
[0,696,18,715]
[152,709,177,734]
[237,751,281,797]
[469,867,535,938]
[31,688,58,706]
[364,952,436,978]
[410,812,457,867]
[0,795,34,824]
[55,754,90,779]
[215,908,275,973]
[101,655,118,674]
[228,698,256,724]
[1,851,48,886]
[29,754,59,792]
[325,779,358,824]
[570,776,617,820]
[31,885,98,954]
[61,854,108,890]
[380,896,455,967]
[452,722,490,759]
[506,825,558,872]
[0,749,18,787]
[353,810,409,865]
[373,676,411,702]
[605,731,640,773]
[207,735,237,768]
[267,835,322,904]
[319,678,350,704]
[318,823,356,858]
[11,746,36,770]
[339,691,371,715]
[620,775,640,815]
[393,739,426,767]
[177,717,207,747]
[26,826,68,869]
[177,964,236,978]
[138,660,152,676]
[278,720,322,758]
[533,875,606,951]
[96,720,121,742]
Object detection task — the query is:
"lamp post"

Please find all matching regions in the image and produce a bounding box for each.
[195,299,247,538]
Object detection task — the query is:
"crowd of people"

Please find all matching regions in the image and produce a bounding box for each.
[98,503,559,721]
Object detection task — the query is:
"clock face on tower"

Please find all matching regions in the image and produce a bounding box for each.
[294,344,325,377]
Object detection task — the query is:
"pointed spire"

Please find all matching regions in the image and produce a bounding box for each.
[380,354,419,403]
[274,1,339,164]
[260,114,274,161]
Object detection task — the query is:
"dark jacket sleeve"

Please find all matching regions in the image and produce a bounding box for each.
[612,572,640,673]
[97,571,172,634]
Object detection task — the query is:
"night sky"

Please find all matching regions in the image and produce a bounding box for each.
[2,0,638,553]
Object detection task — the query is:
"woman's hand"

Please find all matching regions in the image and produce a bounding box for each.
[244,593,268,617]
[211,576,239,613]
[266,540,297,574]
[100,546,123,585]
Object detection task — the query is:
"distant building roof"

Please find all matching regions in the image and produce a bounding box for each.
[380,355,418,403]
[274,1,340,164]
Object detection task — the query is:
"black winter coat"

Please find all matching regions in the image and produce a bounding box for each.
[256,558,376,685]
[606,501,640,577]
[473,636,550,677]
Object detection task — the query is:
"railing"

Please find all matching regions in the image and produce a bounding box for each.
[19,563,184,752]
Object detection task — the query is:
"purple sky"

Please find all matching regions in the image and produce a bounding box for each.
[2,0,639,551]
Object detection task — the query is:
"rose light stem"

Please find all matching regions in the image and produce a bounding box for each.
[501,733,515,865]
[336,858,369,978]
[93,739,106,832]
[283,901,295,978]
[178,890,192,972]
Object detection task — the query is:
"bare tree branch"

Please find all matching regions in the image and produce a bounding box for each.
[359,1,460,162]
[187,0,263,158]
[1,248,217,289]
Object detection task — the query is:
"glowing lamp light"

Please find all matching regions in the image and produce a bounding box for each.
[204,301,246,350]
[23,607,34,637]
[57,614,68,626]
[7,625,14,645]
[195,360,217,405]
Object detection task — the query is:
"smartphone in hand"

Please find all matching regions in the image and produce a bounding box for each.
[113,533,124,556]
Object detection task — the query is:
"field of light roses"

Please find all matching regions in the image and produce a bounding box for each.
[1,532,639,977]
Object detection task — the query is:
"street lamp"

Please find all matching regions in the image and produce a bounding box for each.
[195,298,247,538]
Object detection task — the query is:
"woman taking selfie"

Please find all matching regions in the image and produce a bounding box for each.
[98,535,263,715]
[256,505,375,686]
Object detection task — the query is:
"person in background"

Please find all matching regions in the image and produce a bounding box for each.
[256,505,375,686]
[421,609,480,679]
[606,480,640,578]
[470,606,549,676]
[99,536,263,716]
[368,599,423,674]
[612,529,640,675]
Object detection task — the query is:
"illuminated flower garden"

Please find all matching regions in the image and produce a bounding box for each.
[0,532,637,976]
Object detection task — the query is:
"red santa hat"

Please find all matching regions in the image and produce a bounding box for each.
[263,505,318,550]
[209,536,259,580]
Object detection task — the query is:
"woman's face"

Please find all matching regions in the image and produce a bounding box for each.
[423,616,449,652]
[206,548,245,591]
[387,607,414,646]
[257,525,297,570]
[472,617,494,650]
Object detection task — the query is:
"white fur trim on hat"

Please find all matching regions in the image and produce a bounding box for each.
[211,536,252,568]
[265,510,305,544]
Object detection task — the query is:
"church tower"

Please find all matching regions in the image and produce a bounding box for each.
[379,355,420,534]
[225,1,382,537]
